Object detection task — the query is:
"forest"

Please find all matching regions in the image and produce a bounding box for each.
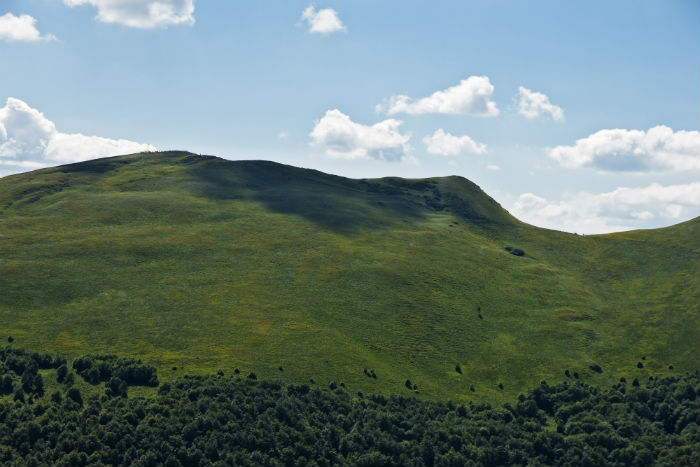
[0,345,698,466]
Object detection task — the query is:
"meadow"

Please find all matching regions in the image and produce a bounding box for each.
[0,151,697,403]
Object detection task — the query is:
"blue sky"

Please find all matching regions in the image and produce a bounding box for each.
[1,0,698,233]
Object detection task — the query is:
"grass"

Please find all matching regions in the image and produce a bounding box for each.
[0,151,697,403]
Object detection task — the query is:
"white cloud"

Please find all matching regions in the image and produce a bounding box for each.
[0,13,56,42]
[516,86,563,121]
[0,97,156,175]
[422,129,486,156]
[486,164,500,171]
[300,4,345,35]
[63,0,195,29]
[309,109,410,161]
[277,131,288,140]
[511,182,700,234]
[549,126,700,173]
[379,76,499,117]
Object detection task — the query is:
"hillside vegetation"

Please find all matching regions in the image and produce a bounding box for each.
[0,151,697,402]
[1,346,698,467]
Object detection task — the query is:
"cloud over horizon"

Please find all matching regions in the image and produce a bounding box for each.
[300,4,346,35]
[0,97,156,174]
[511,182,700,234]
[517,86,563,121]
[63,0,195,29]
[379,76,499,117]
[423,129,487,157]
[309,109,411,161]
[549,126,700,173]
[0,13,56,42]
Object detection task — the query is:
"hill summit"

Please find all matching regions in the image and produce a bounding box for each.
[0,151,697,401]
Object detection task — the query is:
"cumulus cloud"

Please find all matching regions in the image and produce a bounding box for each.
[0,97,156,175]
[300,4,345,35]
[379,76,499,117]
[309,109,410,161]
[486,164,500,171]
[516,86,563,121]
[422,129,486,157]
[0,13,56,42]
[63,0,195,29]
[549,126,700,173]
[511,182,700,234]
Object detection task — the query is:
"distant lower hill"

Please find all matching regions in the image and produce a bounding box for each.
[0,151,697,402]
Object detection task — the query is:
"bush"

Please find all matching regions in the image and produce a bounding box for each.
[589,363,603,374]
[98,362,112,380]
[57,364,68,383]
[72,355,95,374]
[66,387,83,406]
[106,377,128,398]
[73,355,158,387]
[64,372,75,386]
[0,375,13,394]
[33,373,44,396]
[21,368,36,392]
[505,246,525,256]
[84,366,100,384]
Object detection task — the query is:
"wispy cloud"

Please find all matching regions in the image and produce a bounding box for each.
[516,86,563,121]
[300,4,346,35]
[549,126,700,173]
[378,76,499,117]
[309,109,410,161]
[0,97,156,175]
[0,13,56,42]
[63,0,195,29]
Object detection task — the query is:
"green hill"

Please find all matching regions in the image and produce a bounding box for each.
[0,151,697,402]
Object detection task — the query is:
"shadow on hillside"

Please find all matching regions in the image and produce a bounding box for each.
[185,159,428,234]
[59,157,134,174]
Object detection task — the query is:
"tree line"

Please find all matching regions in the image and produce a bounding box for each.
[0,345,698,466]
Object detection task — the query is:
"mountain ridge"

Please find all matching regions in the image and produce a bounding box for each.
[0,151,697,402]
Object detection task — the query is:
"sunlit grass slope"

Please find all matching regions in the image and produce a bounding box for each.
[0,151,697,402]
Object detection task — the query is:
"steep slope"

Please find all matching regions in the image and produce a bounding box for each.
[0,151,697,402]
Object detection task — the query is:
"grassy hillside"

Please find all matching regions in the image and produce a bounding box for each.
[0,151,697,402]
